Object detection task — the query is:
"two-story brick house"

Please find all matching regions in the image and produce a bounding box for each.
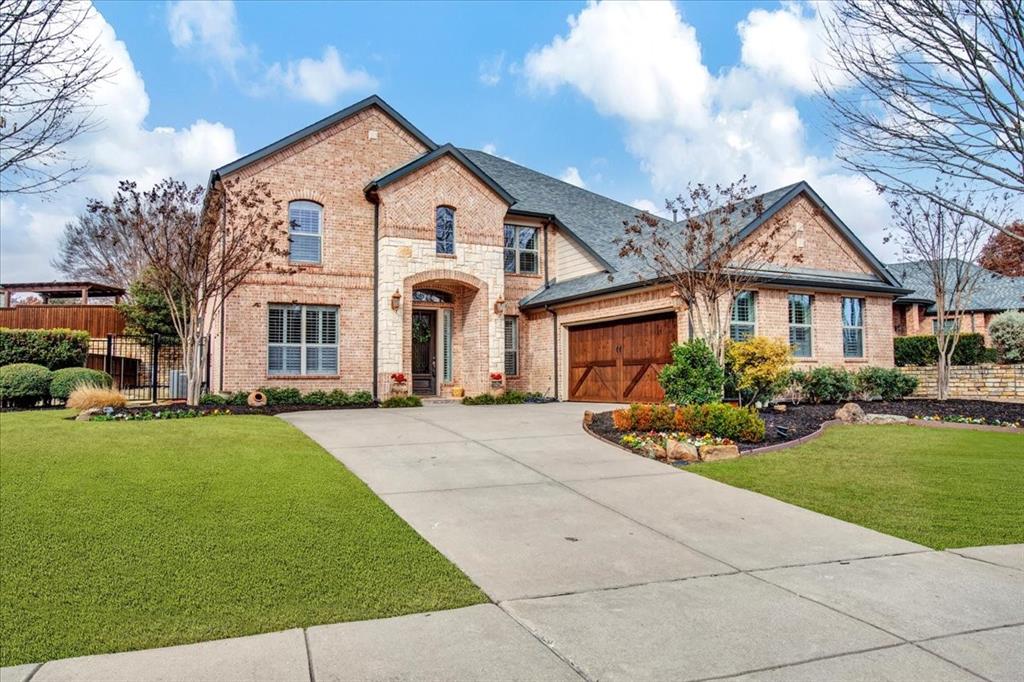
[207,95,910,402]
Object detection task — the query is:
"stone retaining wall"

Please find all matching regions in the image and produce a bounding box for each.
[899,364,1023,401]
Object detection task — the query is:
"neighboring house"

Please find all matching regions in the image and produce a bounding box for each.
[206,95,910,403]
[889,259,1024,341]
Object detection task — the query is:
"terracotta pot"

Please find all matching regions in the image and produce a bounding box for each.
[391,384,409,397]
[451,386,465,397]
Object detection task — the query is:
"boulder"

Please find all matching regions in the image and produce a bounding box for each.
[698,444,740,461]
[641,442,667,460]
[665,438,699,462]
[834,402,865,423]
[75,408,101,422]
[583,410,594,426]
[865,413,909,424]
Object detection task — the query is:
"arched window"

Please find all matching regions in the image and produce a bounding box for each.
[436,206,455,255]
[288,200,322,264]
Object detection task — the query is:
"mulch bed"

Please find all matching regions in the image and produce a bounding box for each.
[116,402,378,416]
[590,399,1024,453]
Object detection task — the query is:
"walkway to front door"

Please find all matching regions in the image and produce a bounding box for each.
[411,309,436,395]
[281,404,1023,681]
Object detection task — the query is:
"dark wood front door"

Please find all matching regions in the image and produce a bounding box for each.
[569,313,676,402]
[411,310,436,395]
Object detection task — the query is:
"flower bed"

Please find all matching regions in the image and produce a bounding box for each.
[590,398,1023,453]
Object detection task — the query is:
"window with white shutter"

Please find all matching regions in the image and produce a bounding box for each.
[504,316,519,376]
[268,304,338,375]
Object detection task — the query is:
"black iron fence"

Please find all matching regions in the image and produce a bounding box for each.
[87,335,208,402]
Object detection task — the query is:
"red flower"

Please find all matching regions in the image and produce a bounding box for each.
[391,372,407,384]
[490,372,503,381]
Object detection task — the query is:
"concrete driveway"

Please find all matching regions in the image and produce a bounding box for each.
[279,403,1024,681]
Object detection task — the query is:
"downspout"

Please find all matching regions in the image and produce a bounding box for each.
[217,174,226,392]
[546,304,559,401]
[543,220,551,289]
[372,199,380,400]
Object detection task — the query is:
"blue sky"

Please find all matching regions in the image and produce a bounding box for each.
[1,0,892,282]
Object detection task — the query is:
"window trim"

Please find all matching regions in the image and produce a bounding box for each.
[841,297,866,358]
[504,315,519,377]
[504,224,540,274]
[267,303,339,376]
[730,290,757,342]
[435,205,455,255]
[788,293,813,358]
[287,200,323,265]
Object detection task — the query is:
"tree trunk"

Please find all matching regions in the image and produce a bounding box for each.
[936,353,949,401]
[183,327,206,406]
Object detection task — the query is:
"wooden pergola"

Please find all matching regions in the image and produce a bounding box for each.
[0,281,126,307]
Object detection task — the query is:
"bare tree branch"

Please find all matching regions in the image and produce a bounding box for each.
[0,0,112,195]
[818,0,1023,240]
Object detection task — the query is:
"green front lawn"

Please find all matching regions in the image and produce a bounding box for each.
[689,424,1024,550]
[0,411,485,667]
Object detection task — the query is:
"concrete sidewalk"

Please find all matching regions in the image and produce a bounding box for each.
[5,403,1022,681]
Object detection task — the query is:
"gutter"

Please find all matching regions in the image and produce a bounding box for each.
[543,220,551,289]
[546,305,559,401]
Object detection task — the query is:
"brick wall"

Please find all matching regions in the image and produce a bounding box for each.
[900,364,1023,401]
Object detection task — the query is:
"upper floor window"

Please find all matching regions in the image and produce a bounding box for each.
[788,294,813,357]
[288,201,322,264]
[730,291,756,342]
[436,206,455,255]
[268,304,338,376]
[504,225,539,274]
[842,297,865,358]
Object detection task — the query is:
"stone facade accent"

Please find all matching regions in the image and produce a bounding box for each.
[899,364,1024,401]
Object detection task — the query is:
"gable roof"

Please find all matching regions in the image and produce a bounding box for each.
[214,95,437,177]
[887,259,1024,313]
[365,144,515,205]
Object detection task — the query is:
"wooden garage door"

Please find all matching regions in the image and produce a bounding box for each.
[568,312,676,403]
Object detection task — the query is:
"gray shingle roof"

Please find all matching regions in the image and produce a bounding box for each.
[887,260,1024,313]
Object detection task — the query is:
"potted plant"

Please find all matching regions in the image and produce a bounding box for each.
[451,385,465,398]
[490,372,504,395]
[390,372,408,397]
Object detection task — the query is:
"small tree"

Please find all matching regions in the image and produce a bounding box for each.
[989,312,1024,363]
[117,279,178,340]
[659,339,724,405]
[53,208,148,290]
[618,177,797,365]
[888,188,994,399]
[88,177,288,405]
[978,222,1024,277]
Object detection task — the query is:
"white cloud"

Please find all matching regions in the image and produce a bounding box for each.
[479,52,505,86]
[265,47,376,105]
[559,166,586,188]
[167,1,374,105]
[631,198,670,218]
[167,0,251,76]
[523,0,894,258]
[481,143,516,162]
[0,5,239,282]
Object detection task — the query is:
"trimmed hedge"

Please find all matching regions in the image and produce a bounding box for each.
[461,390,547,405]
[380,395,422,408]
[854,367,918,401]
[894,333,991,366]
[0,363,53,407]
[50,367,113,401]
[199,388,374,408]
[0,328,90,369]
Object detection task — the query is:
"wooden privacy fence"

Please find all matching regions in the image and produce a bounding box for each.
[0,305,125,337]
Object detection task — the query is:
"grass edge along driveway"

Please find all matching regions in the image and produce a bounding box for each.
[689,424,1024,550]
[0,410,485,667]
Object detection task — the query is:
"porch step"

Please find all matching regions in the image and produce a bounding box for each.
[419,397,463,406]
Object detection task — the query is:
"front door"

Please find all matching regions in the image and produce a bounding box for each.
[411,310,436,395]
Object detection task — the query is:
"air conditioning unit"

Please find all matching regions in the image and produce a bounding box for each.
[169,370,188,400]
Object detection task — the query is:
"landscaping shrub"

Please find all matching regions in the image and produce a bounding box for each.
[611,408,633,431]
[989,311,1024,363]
[659,339,724,405]
[0,328,90,369]
[50,368,113,401]
[200,388,373,408]
[650,403,675,430]
[726,337,792,405]
[674,403,765,442]
[258,387,303,405]
[461,390,545,405]
[380,395,422,408]
[796,367,855,404]
[199,392,228,405]
[66,385,127,411]
[854,367,918,401]
[0,363,53,407]
[894,333,989,366]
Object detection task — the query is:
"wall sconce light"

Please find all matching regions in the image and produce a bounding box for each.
[391,290,401,311]
[493,295,504,314]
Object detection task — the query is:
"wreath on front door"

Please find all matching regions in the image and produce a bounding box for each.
[412,317,432,344]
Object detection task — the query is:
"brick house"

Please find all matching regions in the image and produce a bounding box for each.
[888,259,1024,342]
[207,95,911,402]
